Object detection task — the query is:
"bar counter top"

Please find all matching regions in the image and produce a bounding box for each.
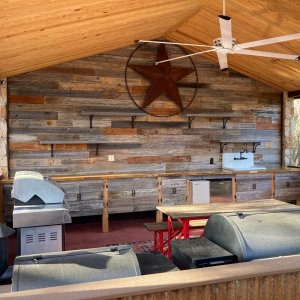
[1,167,300,183]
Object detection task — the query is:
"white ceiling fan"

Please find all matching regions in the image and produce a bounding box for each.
[138,0,300,70]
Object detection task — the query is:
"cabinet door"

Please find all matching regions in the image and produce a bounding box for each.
[60,180,103,217]
[275,172,300,203]
[236,174,272,201]
[108,178,157,213]
[131,178,157,212]
[108,179,134,214]
[162,177,186,206]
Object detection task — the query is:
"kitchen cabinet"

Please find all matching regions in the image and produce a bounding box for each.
[108,178,157,213]
[275,172,300,203]
[235,174,273,201]
[161,177,186,206]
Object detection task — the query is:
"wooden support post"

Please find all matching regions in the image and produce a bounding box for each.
[232,177,236,201]
[0,181,4,223]
[271,173,275,199]
[186,179,191,204]
[102,179,109,232]
[156,177,163,222]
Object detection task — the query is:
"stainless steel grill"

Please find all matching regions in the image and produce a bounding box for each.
[12,171,71,255]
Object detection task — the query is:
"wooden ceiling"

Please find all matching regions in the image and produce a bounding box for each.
[1,0,299,91]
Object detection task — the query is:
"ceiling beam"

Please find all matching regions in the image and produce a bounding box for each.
[288,90,300,99]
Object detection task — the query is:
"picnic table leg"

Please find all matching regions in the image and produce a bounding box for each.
[182,219,190,238]
[167,216,172,258]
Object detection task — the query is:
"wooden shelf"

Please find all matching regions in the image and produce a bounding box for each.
[40,141,141,157]
[81,110,146,129]
[183,111,249,129]
[213,140,261,153]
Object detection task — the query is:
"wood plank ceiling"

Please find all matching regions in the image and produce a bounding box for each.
[0,0,299,91]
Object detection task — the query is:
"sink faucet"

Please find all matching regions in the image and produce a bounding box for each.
[234,149,248,160]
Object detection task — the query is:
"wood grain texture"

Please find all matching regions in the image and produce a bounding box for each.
[5,44,283,217]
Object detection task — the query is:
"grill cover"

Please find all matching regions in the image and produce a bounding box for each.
[204,211,300,262]
[12,245,141,291]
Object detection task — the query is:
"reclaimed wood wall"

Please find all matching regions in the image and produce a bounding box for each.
[5,44,282,217]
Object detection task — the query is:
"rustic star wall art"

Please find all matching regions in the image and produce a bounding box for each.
[125,42,198,117]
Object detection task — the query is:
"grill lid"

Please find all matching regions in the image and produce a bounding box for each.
[204,211,300,262]
[11,171,64,204]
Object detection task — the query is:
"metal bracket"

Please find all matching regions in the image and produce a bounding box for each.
[188,116,195,129]
[89,115,94,129]
[252,142,260,153]
[222,117,230,129]
[50,144,54,157]
[220,142,228,153]
[131,116,137,128]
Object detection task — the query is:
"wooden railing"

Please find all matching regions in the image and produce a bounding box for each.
[1,254,299,299]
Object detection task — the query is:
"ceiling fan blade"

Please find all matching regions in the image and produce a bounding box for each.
[137,40,217,49]
[219,15,233,49]
[155,48,217,65]
[236,33,300,50]
[216,52,228,69]
[232,49,300,60]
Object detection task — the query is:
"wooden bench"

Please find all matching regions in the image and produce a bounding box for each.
[189,219,208,228]
[143,221,182,253]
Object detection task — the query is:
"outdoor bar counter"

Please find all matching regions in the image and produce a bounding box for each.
[1,167,300,232]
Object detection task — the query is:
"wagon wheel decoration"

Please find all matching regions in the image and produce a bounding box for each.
[125,42,198,117]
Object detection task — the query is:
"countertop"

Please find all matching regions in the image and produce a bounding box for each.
[2,167,300,184]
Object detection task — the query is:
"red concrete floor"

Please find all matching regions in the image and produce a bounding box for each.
[64,212,155,250]
[7,210,203,264]
[7,211,156,264]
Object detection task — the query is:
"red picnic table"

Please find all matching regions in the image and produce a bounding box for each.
[156,199,300,258]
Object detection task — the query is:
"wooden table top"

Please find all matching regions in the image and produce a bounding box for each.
[156,199,300,219]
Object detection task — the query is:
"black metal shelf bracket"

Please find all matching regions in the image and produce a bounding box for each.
[51,144,54,157]
[188,116,195,129]
[220,142,228,153]
[89,115,94,129]
[222,117,230,129]
[131,116,137,128]
[252,142,261,153]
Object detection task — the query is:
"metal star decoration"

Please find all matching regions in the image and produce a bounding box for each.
[128,44,194,110]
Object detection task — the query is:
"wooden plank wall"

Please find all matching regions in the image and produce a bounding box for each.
[6,44,282,217]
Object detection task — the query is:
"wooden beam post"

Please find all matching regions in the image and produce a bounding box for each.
[102,179,109,232]
[232,177,236,202]
[186,179,191,204]
[0,78,8,178]
[156,177,163,222]
[282,92,295,167]
[271,173,275,199]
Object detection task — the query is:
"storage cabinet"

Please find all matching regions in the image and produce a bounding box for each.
[108,178,157,213]
[275,172,300,203]
[235,174,273,201]
[161,177,186,206]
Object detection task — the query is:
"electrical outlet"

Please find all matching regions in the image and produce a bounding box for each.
[108,155,115,162]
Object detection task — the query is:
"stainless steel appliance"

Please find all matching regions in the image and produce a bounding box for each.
[12,245,141,291]
[190,177,232,204]
[171,210,300,269]
[12,171,71,255]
